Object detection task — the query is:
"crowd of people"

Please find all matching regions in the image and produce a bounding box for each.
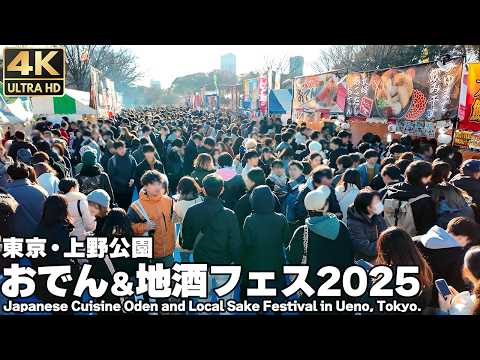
[1,104,480,315]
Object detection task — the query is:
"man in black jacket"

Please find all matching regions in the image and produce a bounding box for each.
[107,140,137,211]
[135,144,165,190]
[8,131,38,160]
[183,132,202,175]
[181,174,242,267]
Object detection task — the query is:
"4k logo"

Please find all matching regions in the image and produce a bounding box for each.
[3,47,65,97]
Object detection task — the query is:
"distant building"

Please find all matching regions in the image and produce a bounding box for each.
[289,56,304,77]
[150,80,161,88]
[221,53,236,75]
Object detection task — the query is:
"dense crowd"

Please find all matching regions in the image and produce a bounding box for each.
[1,105,480,315]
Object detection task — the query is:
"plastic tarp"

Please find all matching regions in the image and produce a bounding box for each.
[269,89,292,114]
[31,89,96,116]
[0,82,33,125]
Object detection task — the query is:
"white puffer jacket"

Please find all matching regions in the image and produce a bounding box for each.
[64,191,97,241]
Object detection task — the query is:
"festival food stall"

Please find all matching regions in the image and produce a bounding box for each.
[0,81,34,133]
[31,88,97,123]
[268,89,293,124]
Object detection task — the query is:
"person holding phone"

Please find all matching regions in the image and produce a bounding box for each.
[438,246,480,315]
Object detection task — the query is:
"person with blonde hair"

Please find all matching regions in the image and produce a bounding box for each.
[191,153,216,186]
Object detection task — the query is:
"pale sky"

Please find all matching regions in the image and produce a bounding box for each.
[119,45,330,88]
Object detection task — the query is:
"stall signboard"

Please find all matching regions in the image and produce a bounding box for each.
[345,58,463,121]
[458,63,480,131]
[292,72,346,125]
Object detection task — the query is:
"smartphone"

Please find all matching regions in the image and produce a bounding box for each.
[435,279,452,299]
[355,259,374,271]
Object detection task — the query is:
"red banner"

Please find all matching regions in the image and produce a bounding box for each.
[258,75,268,114]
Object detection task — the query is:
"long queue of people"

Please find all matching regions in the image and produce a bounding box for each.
[0,105,480,315]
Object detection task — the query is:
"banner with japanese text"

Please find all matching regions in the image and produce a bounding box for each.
[292,72,346,125]
[458,63,480,131]
[258,75,268,114]
[219,85,239,111]
[248,78,258,111]
[345,58,463,121]
[242,79,250,109]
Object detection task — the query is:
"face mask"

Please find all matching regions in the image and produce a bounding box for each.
[374,202,384,215]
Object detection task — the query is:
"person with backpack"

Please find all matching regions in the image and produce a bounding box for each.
[191,153,216,186]
[241,185,289,301]
[6,161,47,237]
[285,160,307,222]
[7,130,38,160]
[383,160,437,236]
[287,186,353,304]
[428,160,475,228]
[450,159,480,206]
[76,149,114,204]
[134,144,165,191]
[216,152,245,210]
[166,138,185,195]
[58,178,97,242]
[108,141,137,211]
[128,170,175,267]
[180,174,242,303]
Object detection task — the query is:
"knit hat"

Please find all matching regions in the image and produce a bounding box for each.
[17,148,32,164]
[304,185,331,212]
[87,189,110,209]
[308,141,323,154]
[461,159,480,174]
[82,150,97,166]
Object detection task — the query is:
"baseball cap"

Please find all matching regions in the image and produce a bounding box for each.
[461,159,480,173]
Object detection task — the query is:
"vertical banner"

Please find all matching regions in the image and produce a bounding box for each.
[242,79,250,109]
[258,75,268,114]
[458,63,480,131]
[248,78,258,111]
[200,86,206,109]
[275,71,281,90]
[345,58,463,121]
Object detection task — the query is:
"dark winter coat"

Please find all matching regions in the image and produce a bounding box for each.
[107,153,137,195]
[235,186,282,229]
[242,186,289,274]
[383,181,437,236]
[76,164,115,204]
[7,179,47,237]
[414,225,467,307]
[134,159,165,190]
[191,167,216,187]
[450,174,480,205]
[346,206,387,261]
[181,196,242,265]
[220,173,246,210]
[183,139,198,175]
[8,140,38,160]
[287,214,353,301]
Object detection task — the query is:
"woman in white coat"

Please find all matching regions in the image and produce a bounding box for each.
[173,176,203,263]
[335,169,361,221]
[58,178,96,242]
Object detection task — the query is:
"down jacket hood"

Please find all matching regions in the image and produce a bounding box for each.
[306,214,340,240]
[250,185,275,214]
[385,181,427,201]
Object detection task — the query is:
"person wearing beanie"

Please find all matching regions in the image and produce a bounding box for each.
[287,185,353,305]
[308,141,326,160]
[87,189,112,237]
[75,150,114,204]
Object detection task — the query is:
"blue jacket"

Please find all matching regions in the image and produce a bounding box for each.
[7,179,48,237]
[357,163,380,188]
